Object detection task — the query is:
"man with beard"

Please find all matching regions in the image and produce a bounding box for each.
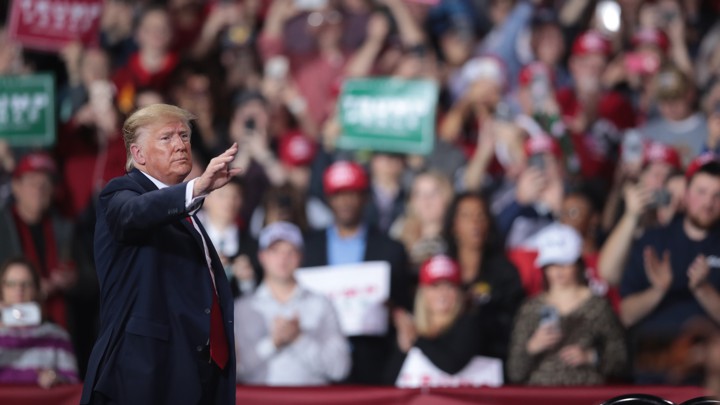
[620,154,720,384]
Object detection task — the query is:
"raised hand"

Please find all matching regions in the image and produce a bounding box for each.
[688,254,710,292]
[193,143,242,197]
[643,247,673,293]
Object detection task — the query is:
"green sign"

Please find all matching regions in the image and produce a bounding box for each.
[338,78,438,155]
[0,74,55,146]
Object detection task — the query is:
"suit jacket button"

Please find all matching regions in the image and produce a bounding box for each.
[228,320,233,324]
[205,308,211,315]
[196,345,203,352]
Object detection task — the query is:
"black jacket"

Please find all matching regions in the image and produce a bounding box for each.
[302,224,411,384]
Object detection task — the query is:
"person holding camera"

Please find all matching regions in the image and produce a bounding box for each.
[0,257,79,388]
[620,155,720,383]
[507,223,627,385]
[496,134,565,249]
[598,141,684,286]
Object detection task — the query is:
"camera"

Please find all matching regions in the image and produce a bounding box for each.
[648,189,671,208]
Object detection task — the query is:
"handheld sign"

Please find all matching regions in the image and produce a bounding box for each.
[296,261,390,336]
[338,78,438,155]
[0,74,56,147]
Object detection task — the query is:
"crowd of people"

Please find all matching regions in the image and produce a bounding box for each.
[2,0,720,393]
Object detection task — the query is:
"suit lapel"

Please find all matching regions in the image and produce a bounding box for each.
[180,214,208,258]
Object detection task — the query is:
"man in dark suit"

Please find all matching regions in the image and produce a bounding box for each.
[81,104,241,405]
[302,160,411,385]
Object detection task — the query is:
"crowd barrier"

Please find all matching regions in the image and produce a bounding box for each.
[0,384,709,405]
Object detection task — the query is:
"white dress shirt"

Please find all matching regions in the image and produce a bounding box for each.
[234,283,351,386]
[139,172,217,288]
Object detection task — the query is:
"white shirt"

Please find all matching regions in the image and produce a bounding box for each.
[234,283,351,386]
[139,172,217,288]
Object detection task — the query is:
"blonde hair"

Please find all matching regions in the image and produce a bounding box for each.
[122,104,196,171]
[413,285,463,338]
[399,171,454,253]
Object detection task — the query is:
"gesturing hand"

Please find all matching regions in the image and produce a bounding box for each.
[526,323,562,355]
[393,308,417,353]
[688,255,710,292]
[643,247,673,293]
[193,143,242,197]
[272,316,301,348]
[558,345,594,367]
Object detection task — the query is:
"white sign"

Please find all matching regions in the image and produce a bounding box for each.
[396,348,504,388]
[296,261,390,336]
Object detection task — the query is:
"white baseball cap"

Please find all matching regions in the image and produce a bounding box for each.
[259,221,304,251]
[534,223,582,268]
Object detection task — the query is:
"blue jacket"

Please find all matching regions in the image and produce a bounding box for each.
[81,169,236,405]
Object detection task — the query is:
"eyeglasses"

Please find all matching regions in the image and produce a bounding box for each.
[2,280,35,289]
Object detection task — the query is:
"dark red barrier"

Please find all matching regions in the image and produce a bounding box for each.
[0,384,708,405]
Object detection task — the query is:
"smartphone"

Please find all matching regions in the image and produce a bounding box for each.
[649,188,671,208]
[530,73,551,112]
[2,302,42,327]
[295,0,327,11]
[539,305,559,327]
[528,153,546,171]
[624,52,660,75]
[264,56,289,81]
[621,129,644,164]
[596,0,621,34]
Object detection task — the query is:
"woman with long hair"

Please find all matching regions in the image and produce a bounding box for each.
[507,223,627,385]
[390,171,454,270]
[384,255,481,385]
[442,192,525,360]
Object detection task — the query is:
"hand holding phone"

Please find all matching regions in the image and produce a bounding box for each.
[2,302,42,327]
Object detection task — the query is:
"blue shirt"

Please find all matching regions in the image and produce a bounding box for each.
[327,225,367,266]
[620,216,720,335]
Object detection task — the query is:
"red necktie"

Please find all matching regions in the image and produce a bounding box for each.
[186,216,229,369]
[210,290,229,369]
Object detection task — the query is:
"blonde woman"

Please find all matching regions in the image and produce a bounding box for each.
[384,255,480,384]
[390,171,454,269]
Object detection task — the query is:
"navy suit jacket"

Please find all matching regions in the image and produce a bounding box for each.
[81,169,236,405]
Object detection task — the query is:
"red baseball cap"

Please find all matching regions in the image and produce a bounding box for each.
[518,62,555,87]
[279,132,317,167]
[632,28,670,53]
[571,31,612,57]
[419,255,461,286]
[686,153,720,180]
[323,161,368,195]
[524,134,561,157]
[13,152,57,179]
[643,141,681,170]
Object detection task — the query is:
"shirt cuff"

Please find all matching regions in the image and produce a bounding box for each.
[256,337,278,359]
[185,179,206,215]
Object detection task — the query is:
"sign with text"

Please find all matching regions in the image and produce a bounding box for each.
[8,0,103,52]
[338,78,438,155]
[296,261,390,336]
[396,348,504,388]
[0,74,56,147]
